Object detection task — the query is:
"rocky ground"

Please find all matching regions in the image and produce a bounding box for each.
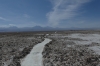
[0,32,45,66]
[43,31,100,66]
[1,31,100,66]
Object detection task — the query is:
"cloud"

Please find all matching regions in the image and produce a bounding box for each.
[47,0,90,26]
[9,24,16,27]
[0,17,7,21]
[24,14,30,18]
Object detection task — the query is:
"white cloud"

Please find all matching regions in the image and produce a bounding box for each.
[47,0,90,27]
[0,24,16,28]
[0,17,7,21]
[24,14,30,18]
[9,24,16,27]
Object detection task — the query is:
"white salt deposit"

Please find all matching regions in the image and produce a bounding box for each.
[67,34,100,45]
[89,46,100,55]
[21,38,52,66]
[67,34,100,55]
[74,41,92,45]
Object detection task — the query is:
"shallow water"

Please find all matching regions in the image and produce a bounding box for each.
[21,38,52,66]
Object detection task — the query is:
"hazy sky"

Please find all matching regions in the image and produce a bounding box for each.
[0,0,100,28]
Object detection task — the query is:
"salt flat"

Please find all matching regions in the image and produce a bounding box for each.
[68,33,100,55]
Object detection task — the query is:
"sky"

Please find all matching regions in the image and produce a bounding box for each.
[0,0,100,28]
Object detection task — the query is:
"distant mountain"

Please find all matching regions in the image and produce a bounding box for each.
[0,26,99,32]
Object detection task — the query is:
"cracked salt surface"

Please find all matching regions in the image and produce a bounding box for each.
[21,38,52,66]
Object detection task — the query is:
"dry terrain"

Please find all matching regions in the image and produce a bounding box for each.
[0,31,100,66]
[0,32,45,66]
[43,31,100,66]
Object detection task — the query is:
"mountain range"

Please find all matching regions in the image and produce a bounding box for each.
[0,26,99,32]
